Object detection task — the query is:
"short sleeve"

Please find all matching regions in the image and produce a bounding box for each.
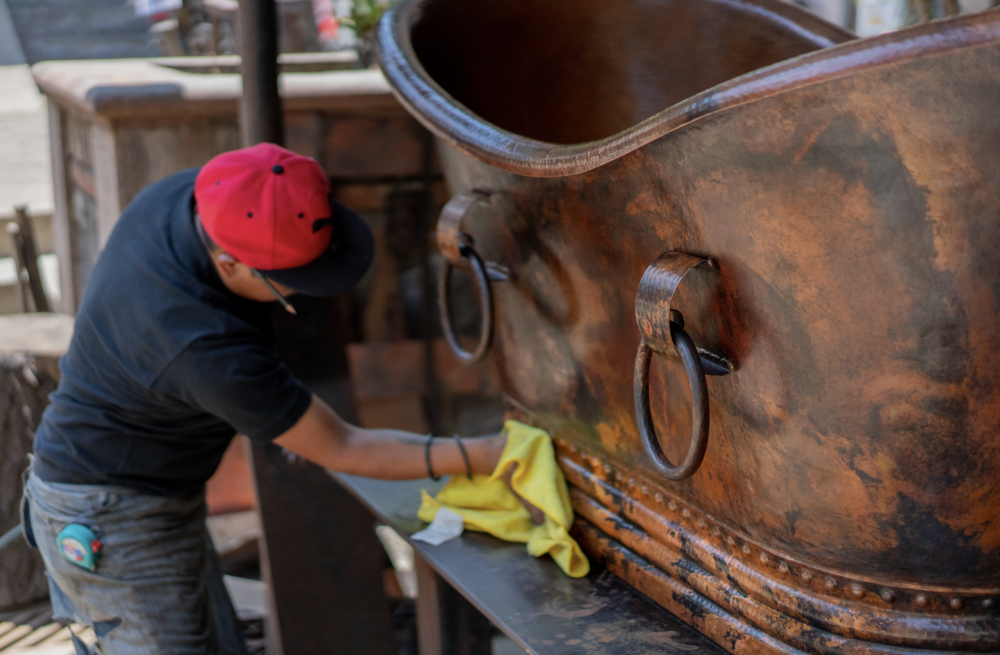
[154,334,313,442]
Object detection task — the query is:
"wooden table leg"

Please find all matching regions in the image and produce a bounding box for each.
[415,552,494,655]
[249,440,396,655]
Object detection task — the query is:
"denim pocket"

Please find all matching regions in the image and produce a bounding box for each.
[23,476,126,545]
[25,481,89,531]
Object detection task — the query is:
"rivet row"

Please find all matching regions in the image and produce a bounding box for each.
[560,440,998,615]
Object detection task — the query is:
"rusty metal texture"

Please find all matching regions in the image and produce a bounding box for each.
[551,433,1000,653]
[633,253,730,479]
[634,323,709,481]
[438,245,493,364]
[436,193,482,268]
[346,339,501,401]
[436,191,510,363]
[379,0,998,178]
[635,252,711,360]
[377,0,1000,652]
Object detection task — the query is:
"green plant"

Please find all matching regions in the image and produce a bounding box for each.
[339,0,398,37]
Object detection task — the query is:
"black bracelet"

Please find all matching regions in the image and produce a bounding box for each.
[453,434,473,480]
[424,434,440,481]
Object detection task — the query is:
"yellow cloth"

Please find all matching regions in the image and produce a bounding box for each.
[418,420,590,578]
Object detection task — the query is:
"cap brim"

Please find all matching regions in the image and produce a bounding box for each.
[259,200,374,297]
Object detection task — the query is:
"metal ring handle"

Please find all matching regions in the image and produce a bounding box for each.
[438,245,493,364]
[634,319,710,480]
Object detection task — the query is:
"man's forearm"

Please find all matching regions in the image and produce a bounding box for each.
[330,427,504,479]
[273,395,505,480]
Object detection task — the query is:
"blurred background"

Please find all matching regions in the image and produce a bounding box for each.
[0,0,997,652]
[0,0,996,317]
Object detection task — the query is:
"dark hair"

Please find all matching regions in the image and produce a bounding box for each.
[194,212,221,252]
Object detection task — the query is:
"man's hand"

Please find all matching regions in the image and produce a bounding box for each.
[499,463,546,525]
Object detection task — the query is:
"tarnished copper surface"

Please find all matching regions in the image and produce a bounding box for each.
[635,253,714,361]
[435,191,504,363]
[436,192,484,268]
[438,244,493,364]
[547,429,1000,651]
[633,253,729,480]
[634,323,710,481]
[379,3,1000,177]
[378,1,1000,652]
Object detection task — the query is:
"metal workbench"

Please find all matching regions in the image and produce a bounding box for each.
[333,473,725,655]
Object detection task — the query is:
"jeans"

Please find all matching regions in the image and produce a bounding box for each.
[23,471,248,655]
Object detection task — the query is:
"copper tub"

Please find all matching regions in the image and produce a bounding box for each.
[375,2,1000,653]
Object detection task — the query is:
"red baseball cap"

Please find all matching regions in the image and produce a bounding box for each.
[194,143,373,296]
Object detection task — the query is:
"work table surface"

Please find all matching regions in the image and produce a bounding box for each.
[333,474,726,655]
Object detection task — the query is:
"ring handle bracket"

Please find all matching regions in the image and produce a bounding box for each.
[436,191,508,364]
[634,251,732,480]
[437,192,488,268]
[635,252,732,375]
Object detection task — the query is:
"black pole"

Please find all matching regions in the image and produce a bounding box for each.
[239,6,286,653]
[239,0,283,147]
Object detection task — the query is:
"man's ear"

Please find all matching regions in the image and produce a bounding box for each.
[215,252,240,279]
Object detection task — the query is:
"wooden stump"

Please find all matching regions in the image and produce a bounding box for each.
[0,313,73,611]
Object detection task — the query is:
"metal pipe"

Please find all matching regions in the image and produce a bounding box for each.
[0,524,22,553]
[239,0,283,147]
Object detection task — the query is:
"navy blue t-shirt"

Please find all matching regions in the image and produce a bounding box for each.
[33,169,313,495]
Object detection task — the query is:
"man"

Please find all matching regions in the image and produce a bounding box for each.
[22,144,506,654]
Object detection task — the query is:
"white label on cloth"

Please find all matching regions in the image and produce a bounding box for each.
[411,508,464,546]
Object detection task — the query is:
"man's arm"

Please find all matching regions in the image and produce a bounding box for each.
[274,394,506,480]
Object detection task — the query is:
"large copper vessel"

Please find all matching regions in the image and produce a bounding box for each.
[375,2,1000,653]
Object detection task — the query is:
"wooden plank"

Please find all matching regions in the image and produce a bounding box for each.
[323,116,429,179]
[14,206,50,312]
[0,353,60,612]
[248,379,394,655]
[332,181,448,212]
[361,226,406,343]
[347,339,501,402]
[249,443,396,655]
[88,121,119,251]
[111,120,241,212]
[356,396,428,433]
[0,214,54,259]
[0,625,32,650]
[349,340,424,400]
[47,102,76,314]
[0,313,73,357]
[6,223,29,313]
[8,622,62,649]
